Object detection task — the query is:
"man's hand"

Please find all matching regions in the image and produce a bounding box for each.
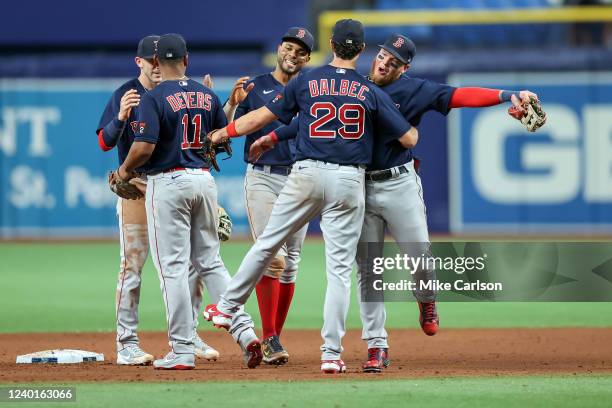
[510,90,539,108]
[248,134,277,162]
[508,92,547,132]
[108,169,144,200]
[118,89,140,121]
[209,129,226,145]
[202,74,214,89]
[227,77,255,107]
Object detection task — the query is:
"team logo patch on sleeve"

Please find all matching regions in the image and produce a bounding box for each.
[130,121,139,133]
[139,122,146,133]
[272,94,283,103]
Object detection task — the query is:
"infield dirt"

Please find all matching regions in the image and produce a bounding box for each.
[1,328,611,382]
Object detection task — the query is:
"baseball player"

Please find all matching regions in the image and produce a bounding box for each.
[96,36,219,365]
[204,19,418,374]
[223,27,314,365]
[357,34,540,372]
[115,34,261,369]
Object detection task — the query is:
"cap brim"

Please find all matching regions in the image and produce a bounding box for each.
[378,44,410,64]
[282,37,312,54]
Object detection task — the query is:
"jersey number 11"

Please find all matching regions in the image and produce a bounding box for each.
[181,113,203,149]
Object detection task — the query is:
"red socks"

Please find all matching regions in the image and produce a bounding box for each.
[256,276,280,339]
[276,282,295,336]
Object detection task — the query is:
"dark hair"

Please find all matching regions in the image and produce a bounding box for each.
[331,40,364,60]
[157,57,184,66]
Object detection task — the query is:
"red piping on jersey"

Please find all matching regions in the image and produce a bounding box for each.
[97,130,113,151]
[449,87,503,108]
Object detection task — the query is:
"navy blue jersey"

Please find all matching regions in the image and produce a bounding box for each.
[266,65,411,166]
[369,75,455,170]
[236,73,296,165]
[96,78,147,166]
[135,79,227,174]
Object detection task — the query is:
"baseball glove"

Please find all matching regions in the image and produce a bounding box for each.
[508,96,547,132]
[108,170,144,200]
[198,130,233,171]
[218,206,232,242]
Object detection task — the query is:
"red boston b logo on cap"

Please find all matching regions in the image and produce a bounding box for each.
[393,37,405,48]
[297,29,305,39]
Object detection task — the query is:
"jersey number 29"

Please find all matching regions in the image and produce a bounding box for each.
[309,102,365,139]
[181,113,203,149]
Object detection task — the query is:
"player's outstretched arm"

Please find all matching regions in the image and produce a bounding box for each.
[448,87,539,108]
[247,118,297,162]
[211,106,278,144]
[248,133,277,162]
[397,126,418,148]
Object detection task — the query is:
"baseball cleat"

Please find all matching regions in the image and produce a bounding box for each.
[193,334,220,361]
[362,348,390,373]
[153,352,195,370]
[418,301,439,336]
[321,359,347,374]
[116,345,154,366]
[203,304,232,330]
[262,335,289,365]
[241,339,263,369]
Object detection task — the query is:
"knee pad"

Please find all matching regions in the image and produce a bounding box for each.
[264,256,286,279]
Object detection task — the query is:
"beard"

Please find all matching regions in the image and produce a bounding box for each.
[278,57,298,75]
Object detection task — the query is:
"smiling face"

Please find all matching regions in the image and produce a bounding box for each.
[276,41,310,76]
[369,48,408,86]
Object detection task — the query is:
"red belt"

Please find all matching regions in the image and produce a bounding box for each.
[162,167,210,173]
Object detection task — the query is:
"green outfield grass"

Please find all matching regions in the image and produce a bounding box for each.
[1,241,612,333]
[2,376,612,408]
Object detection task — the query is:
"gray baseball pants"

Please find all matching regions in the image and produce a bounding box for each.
[218,159,365,360]
[356,160,435,349]
[145,169,256,355]
[244,164,308,283]
[115,195,213,352]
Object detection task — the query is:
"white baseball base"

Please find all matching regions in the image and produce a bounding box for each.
[16,349,104,364]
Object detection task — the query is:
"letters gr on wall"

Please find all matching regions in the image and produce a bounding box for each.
[448,72,612,234]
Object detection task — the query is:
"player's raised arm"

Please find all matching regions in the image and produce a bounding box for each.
[118,93,159,179]
[223,76,255,121]
[96,89,140,151]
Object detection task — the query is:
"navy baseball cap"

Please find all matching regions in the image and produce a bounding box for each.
[282,27,314,54]
[332,19,364,45]
[136,35,160,58]
[156,33,187,60]
[379,34,416,64]
[332,18,365,45]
